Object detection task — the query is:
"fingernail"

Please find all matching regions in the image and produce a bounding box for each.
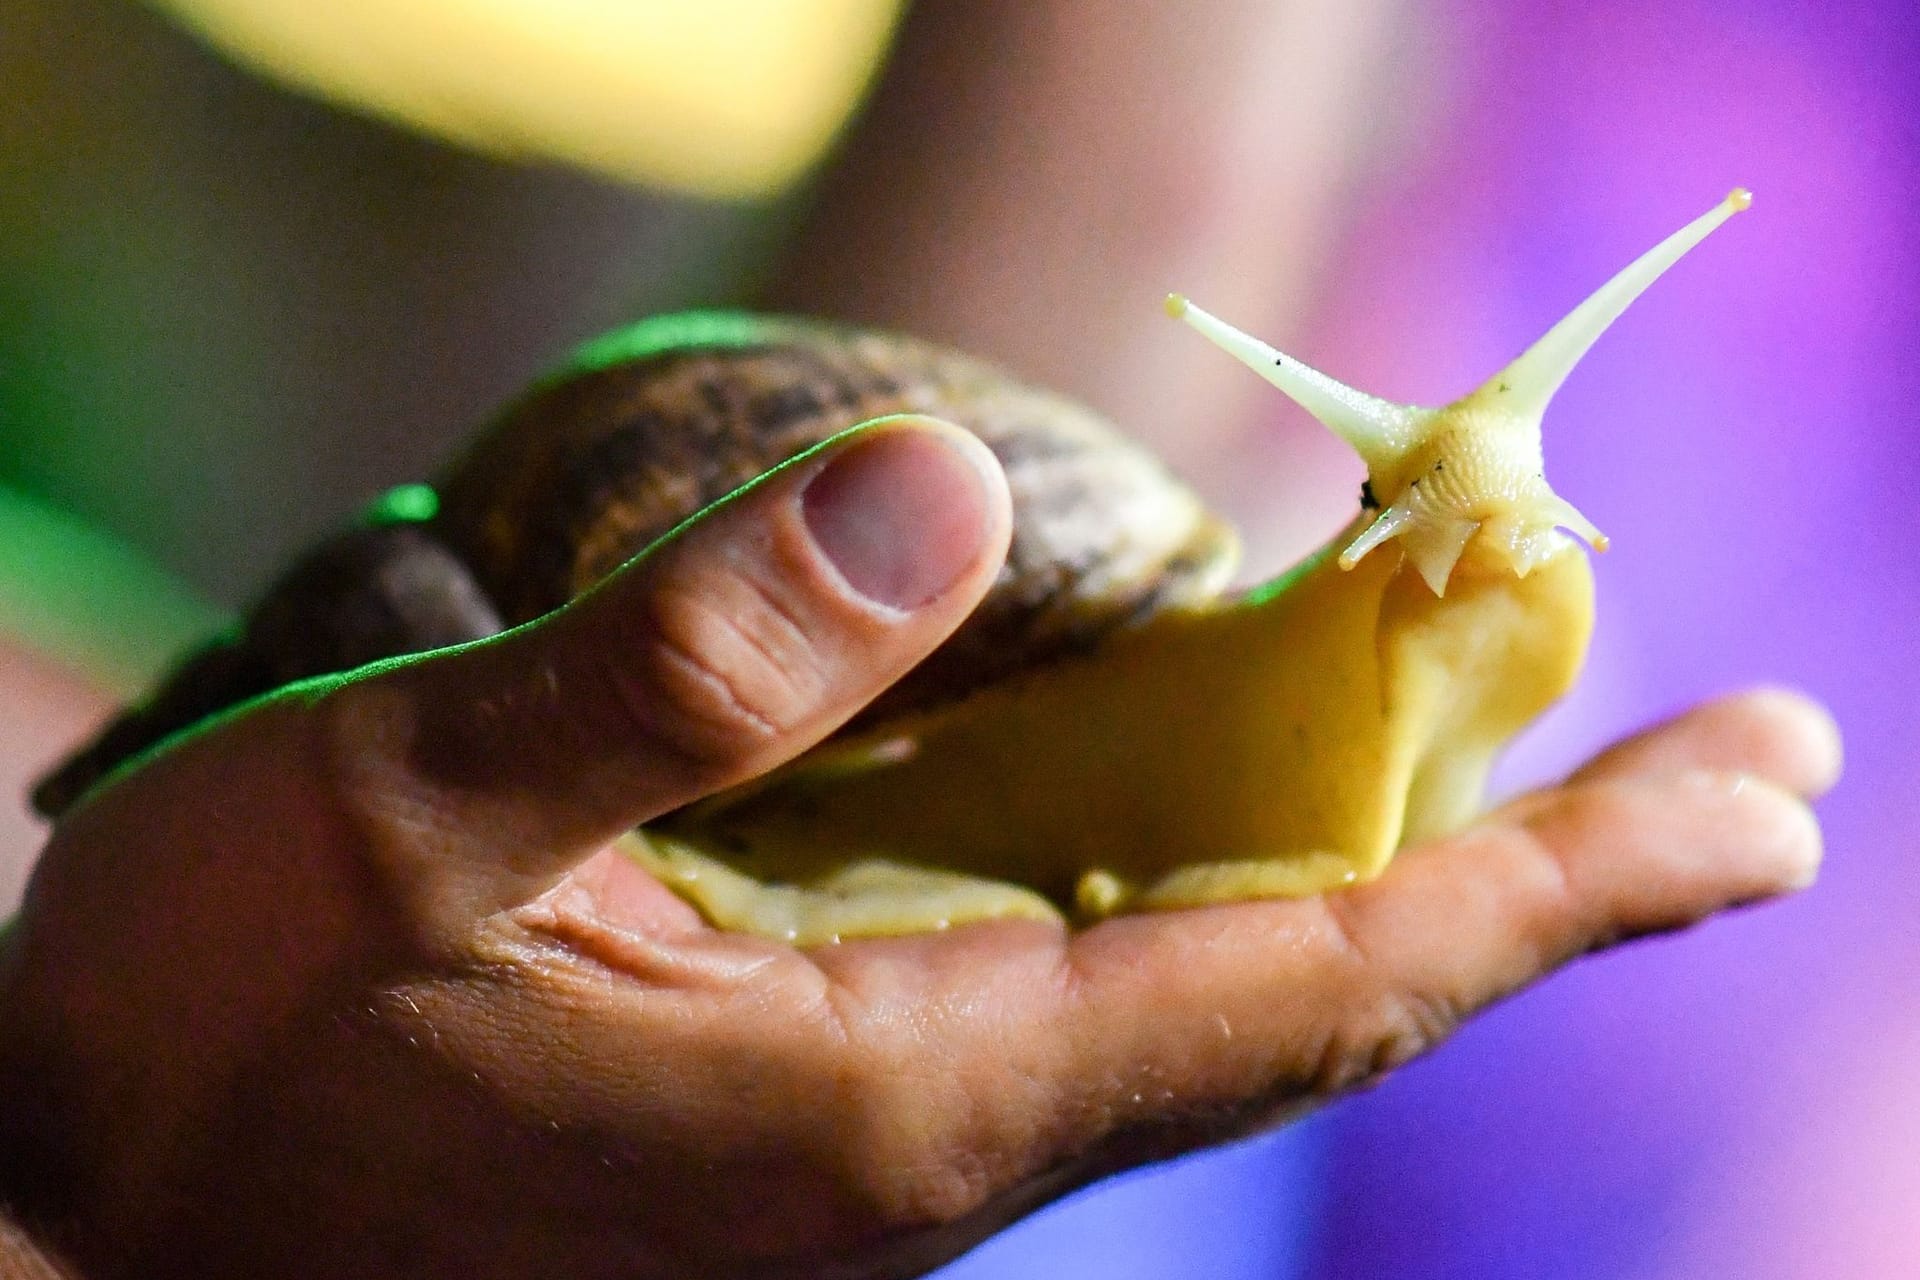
[802,423,992,610]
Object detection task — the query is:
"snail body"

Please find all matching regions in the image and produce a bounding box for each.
[35,195,1750,946]
[644,534,1591,936]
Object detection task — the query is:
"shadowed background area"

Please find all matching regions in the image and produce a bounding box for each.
[2,0,1914,1276]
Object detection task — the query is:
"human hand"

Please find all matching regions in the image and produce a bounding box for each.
[0,417,1836,1280]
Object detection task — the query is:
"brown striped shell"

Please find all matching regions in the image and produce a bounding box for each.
[430,315,1239,721]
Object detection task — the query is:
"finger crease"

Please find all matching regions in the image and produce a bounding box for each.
[633,632,780,741]
[744,566,815,659]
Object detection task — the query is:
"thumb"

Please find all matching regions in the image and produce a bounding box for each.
[321,415,1011,914]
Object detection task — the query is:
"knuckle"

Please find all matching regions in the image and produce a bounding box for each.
[1373,988,1455,1072]
[614,578,829,770]
[833,1071,992,1229]
[813,995,999,1230]
[1304,897,1457,1094]
[1305,989,1455,1095]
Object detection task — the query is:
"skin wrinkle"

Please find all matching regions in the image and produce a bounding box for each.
[836,1095,1309,1280]
[1019,942,1210,1189]
[864,990,1040,1225]
[393,483,852,821]
[1004,948,1102,1181]
[1054,764,1813,1155]
[564,427,996,794]
[671,567,833,731]
[733,550,827,671]
[578,647,720,797]
[1070,924,1427,1166]
[836,1066,973,1224]
[1298,894,1429,1092]
[510,906,842,1053]
[528,899,784,993]
[629,590,789,745]
[882,936,1076,1202]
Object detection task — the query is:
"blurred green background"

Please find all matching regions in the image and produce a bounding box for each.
[2,0,793,607]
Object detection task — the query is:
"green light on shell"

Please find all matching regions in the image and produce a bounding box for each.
[366,483,440,525]
[554,311,819,382]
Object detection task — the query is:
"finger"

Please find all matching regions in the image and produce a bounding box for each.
[1570,688,1842,797]
[321,415,1011,901]
[1049,769,1820,1137]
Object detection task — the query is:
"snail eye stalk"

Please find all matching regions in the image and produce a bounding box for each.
[1489,188,1751,422]
[1164,292,1427,473]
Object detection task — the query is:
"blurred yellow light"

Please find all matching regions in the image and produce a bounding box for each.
[146,0,905,197]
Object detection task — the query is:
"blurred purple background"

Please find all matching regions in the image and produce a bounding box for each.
[945,0,1920,1275]
[3,0,1914,1275]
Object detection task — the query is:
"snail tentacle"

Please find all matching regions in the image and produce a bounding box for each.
[1174,190,1749,595]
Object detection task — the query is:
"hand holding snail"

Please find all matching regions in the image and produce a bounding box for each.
[0,370,1834,1278]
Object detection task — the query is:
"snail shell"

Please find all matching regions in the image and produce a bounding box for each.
[34,314,1236,817]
